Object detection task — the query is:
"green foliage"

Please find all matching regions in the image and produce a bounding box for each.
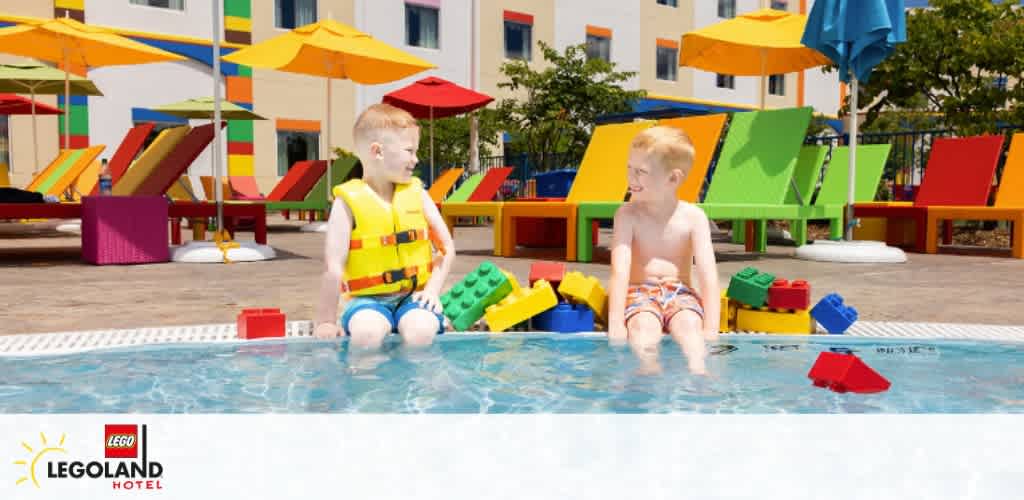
[414,109,503,168]
[493,42,646,171]
[837,0,1024,134]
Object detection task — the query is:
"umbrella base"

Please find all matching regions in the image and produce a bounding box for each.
[794,240,906,264]
[171,240,276,263]
[55,219,81,234]
[300,221,328,233]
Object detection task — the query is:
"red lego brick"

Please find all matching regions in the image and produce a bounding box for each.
[529,261,566,290]
[237,308,286,339]
[807,352,890,394]
[766,279,811,310]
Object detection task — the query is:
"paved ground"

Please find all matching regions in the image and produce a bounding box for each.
[2,216,1023,336]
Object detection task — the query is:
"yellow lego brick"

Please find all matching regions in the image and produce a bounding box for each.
[484,279,558,332]
[719,291,737,333]
[735,306,814,334]
[558,271,608,324]
[501,269,521,293]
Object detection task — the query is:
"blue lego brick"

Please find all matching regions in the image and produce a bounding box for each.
[531,303,594,333]
[441,261,513,331]
[810,293,858,334]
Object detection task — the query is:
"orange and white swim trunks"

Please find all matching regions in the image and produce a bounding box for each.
[624,278,704,332]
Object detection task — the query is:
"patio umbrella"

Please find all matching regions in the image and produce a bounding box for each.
[680,8,831,108]
[802,0,906,240]
[150,96,266,236]
[150,97,266,121]
[222,18,435,204]
[382,76,494,182]
[0,93,63,115]
[0,64,102,173]
[0,16,184,149]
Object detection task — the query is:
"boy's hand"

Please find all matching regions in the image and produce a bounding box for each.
[411,291,443,315]
[607,322,628,346]
[314,322,341,339]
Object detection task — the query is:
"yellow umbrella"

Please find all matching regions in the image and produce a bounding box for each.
[223,18,435,202]
[680,8,831,108]
[0,16,185,148]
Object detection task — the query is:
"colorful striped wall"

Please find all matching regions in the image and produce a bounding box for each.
[224,0,253,176]
[55,0,88,148]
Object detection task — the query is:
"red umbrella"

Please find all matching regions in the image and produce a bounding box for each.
[0,93,63,115]
[382,76,493,181]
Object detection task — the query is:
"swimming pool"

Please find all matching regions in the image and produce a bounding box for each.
[1,334,1022,413]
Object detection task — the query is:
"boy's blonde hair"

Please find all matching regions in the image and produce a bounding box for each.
[353,103,419,147]
[630,126,695,175]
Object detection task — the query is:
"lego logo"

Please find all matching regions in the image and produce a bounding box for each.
[107,435,137,448]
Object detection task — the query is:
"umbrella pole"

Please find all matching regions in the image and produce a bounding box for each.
[63,47,70,149]
[212,0,224,237]
[759,49,767,110]
[845,75,859,241]
[326,76,333,204]
[30,88,39,174]
[430,106,434,184]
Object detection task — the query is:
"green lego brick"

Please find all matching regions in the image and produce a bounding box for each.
[441,261,514,331]
[236,65,252,77]
[726,267,776,308]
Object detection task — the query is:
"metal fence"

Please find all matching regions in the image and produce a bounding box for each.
[429,125,1022,201]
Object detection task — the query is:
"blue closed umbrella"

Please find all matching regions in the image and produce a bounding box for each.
[802,0,906,240]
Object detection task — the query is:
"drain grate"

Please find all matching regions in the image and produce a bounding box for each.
[0,320,1021,356]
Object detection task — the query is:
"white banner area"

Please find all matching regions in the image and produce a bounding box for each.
[2,415,1021,499]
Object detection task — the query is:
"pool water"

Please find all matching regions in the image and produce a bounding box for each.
[1,335,1022,413]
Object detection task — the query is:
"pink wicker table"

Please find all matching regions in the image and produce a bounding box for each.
[82,196,170,265]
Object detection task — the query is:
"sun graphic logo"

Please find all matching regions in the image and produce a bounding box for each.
[14,432,68,488]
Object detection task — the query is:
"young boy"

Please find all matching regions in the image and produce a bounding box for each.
[607,126,720,375]
[314,104,455,349]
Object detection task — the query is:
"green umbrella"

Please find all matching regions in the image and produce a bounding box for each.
[150,96,265,240]
[0,64,103,173]
[149,97,265,121]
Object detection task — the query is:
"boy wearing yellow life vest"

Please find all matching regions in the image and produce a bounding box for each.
[314,104,455,349]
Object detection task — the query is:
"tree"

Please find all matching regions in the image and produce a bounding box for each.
[414,109,503,169]
[494,42,646,170]
[839,0,1024,134]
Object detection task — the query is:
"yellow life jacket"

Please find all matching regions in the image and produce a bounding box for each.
[333,178,433,296]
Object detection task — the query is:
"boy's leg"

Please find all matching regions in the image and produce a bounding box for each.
[668,310,707,375]
[627,312,664,375]
[341,299,393,349]
[395,299,444,348]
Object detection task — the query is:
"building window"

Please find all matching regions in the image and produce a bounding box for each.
[656,45,678,81]
[769,74,786,96]
[586,27,612,63]
[771,0,789,9]
[277,130,319,176]
[275,0,317,30]
[716,74,735,89]
[504,11,534,61]
[130,0,184,10]
[993,75,1008,91]
[656,0,678,6]
[718,0,736,18]
[406,3,439,49]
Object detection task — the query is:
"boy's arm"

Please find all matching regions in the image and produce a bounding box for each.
[607,207,633,344]
[314,198,353,337]
[414,190,456,312]
[691,208,720,339]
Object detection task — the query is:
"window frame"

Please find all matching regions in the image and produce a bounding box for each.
[768,74,786,96]
[716,74,735,89]
[504,20,533,61]
[585,33,612,63]
[129,0,185,11]
[405,3,440,49]
[717,0,736,19]
[656,45,679,82]
[275,0,319,30]
[276,129,321,177]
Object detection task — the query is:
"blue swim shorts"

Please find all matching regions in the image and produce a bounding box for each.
[339,293,445,335]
